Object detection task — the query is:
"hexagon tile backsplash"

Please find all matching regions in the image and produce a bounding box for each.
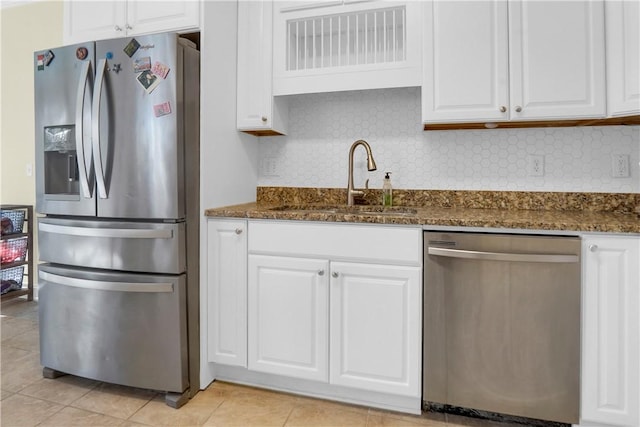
[258,87,640,193]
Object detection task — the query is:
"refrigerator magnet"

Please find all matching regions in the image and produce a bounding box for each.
[43,50,55,66]
[153,102,172,117]
[133,57,151,73]
[36,54,45,71]
[76,47,88,60]
[151,61,170,79]
[137,70,161,94]
[123,38,140,57]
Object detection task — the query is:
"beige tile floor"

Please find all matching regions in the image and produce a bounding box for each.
[1,298,521,427]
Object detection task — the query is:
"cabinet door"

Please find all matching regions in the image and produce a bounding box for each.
[126,1,200,36]
[582,236,640,426]
[272,0,423,95]
[64,1,126,44]
[422,0,509,124]
[330,262,422,396]
[207,220,247,367]
[248,255,329,382]
[237,1,288,135]
[605,0,640,117]
[508,0,606,120]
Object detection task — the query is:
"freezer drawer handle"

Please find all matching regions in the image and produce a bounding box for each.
[428,247,579,263]
[92,58,108,199]
[40,271,174,293]
[39,222,173,239]
[75,60,92,199]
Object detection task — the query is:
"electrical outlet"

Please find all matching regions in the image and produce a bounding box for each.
[527,155,544,176]
[261,158,278,177]
[25,163,33,177]
[611,154,630,178]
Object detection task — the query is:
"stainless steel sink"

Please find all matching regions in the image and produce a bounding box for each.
[269,205,418,216]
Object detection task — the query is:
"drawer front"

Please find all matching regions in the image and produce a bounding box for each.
[248,221,422,265]
[39,217,185,274]
[38,264,188,392]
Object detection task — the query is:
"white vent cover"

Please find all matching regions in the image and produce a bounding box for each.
[286,5,406,71]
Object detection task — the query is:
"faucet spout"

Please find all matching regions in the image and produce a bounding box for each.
[347,139,377,206]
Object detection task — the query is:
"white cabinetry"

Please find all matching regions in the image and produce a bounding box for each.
[64,1,200,44]
[581,235,640,427]
[422,0,606,125]
[330,261,421,396]
[247,221,422,397]
[272,0,423,95]
[605,0,640,117]
[207,219,247,367]
[237,1,288,136]
[248,255,329,381]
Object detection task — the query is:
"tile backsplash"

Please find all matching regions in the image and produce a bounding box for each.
[258,87,640,193]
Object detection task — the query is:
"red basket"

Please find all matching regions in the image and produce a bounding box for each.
[1,266,24,294]
[0,236,28,264]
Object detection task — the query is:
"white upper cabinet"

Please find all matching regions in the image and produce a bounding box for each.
[64,1,200,44]
[581,235,640,427]
[605,0,640,117]
[272,0,423,95]
[422,1,508,123]
[422,0,606,125]
[237,1,288,136]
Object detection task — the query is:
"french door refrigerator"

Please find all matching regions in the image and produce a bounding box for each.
[34,32,200,408]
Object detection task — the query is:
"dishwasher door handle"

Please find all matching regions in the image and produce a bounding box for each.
[428,247,579,263]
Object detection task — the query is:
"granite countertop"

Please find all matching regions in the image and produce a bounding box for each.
[205,188,640,234]
[205,203,640,233]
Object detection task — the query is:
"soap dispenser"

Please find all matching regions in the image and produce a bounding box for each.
[382,172,393,207]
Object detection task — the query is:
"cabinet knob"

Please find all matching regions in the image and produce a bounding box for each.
[261,116,268,122]
[318,270,325,276]
[499,106,507,113]
[515,106,522,113]
[126,24,133,30]
[331,272,339,278]
[114,25,123,31]
[235,228,243,235]
[589,244,598,252]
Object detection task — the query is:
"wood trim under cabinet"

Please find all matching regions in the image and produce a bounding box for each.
[423,115,640,131]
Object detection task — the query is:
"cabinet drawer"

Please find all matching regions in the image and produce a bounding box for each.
[248,221,422,266]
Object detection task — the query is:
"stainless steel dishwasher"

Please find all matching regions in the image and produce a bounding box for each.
[423,232,581,425]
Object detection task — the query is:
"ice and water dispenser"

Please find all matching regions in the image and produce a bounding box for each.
[43,126,79,195]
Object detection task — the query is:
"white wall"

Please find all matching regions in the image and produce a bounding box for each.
[0,0,63,205]
[258,87,640,193]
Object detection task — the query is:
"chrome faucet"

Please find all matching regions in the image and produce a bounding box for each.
[347,139,377,206]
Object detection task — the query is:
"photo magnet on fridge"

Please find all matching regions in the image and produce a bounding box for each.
[123,38,140,57]
[36,54,45,71]
[151,61,170,79]
[43,50,55,66]
[137,70,161,94]
[153,101,172,117]
[133,57,151,73]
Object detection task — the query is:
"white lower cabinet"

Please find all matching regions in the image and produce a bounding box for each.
[580,235,640,427]
[246,221,423,398]
[330,261,422,396]
[206,219,247,367]
[248,254,329,381]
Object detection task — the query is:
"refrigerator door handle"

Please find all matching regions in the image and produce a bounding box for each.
[39,222,173,239]
[75,60,92,198]
[92,58,108,199]
[40,271,173,293]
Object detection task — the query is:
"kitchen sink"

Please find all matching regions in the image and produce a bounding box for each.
[268,205,418,216]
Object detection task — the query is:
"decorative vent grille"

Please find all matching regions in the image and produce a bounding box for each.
[286,6,406,71]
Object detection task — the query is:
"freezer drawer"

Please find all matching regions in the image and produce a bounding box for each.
[38,217,185,274]
[38,264,188,392]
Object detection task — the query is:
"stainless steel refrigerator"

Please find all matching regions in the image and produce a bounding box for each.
[34,32,200,408]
